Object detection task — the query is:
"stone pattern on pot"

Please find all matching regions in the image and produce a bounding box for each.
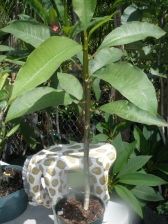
[23,143,116,208]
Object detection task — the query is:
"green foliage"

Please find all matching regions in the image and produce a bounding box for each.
[1,21,50,48]
[100,21,166,48]
[57,72,83,100]
[94,62,157,113]
[119,173,166,186]
[114,184,143,217]
[0,45,14,52]
[100,100,168,127]
[133,126,168,180]
[10,36,82,101]
[0,55,6,62]
[157,201,168,215]
[0,1,168,215]
[72,0,97,30]
[25,0,48,23]
[113,141,135,174]
[132,186,164,202]
[1,1,167,129]
[89,47,124,73]
[109,134,166,217]
[6,87,73,122]
[117,155,152,177]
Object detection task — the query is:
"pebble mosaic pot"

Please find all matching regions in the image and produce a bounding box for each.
[23,143,116,208]
[0,165,28,223]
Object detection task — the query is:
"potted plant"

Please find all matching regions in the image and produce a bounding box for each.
[1,0,168,223]
[0,53,28,223]
[0,164,28,223]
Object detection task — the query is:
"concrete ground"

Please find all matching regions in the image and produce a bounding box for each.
[4,201,130,224]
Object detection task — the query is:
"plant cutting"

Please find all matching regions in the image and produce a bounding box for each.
[1,0,168,223]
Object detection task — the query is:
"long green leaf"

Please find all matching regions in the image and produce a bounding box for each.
[117,156,151,177]
[72,0,97,30]
[119,173,167,186]
[100,21,166,48]
[100,100,168,127]
[113,142,135,174]
[1,21,50,48]
[0,45,14,52]
[0,73,9,90]
[92,78,101,101]
[0,55,6,62]
[25,0,48,23]
[94,62,157,113]
[114,185,143,217]
[10,36,82,101]
[6,87,73,122]
[6,124,20,138]
[90,47,123,73]
[57,73,83,100]
[112,134,124,152]
[53,0,64,19]
[132,186,164,202]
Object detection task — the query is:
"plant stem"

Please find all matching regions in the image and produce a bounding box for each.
[83,30,91,210]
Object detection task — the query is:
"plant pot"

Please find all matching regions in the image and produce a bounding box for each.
[0,165,28,223]
[55,193,105,224]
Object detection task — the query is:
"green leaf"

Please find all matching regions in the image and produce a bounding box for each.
[57,73,83,100]
[25,0,48,23]
[0,73,9,90]
[112,134,124,152]
[114,185,143,217]
[118,156,151,177]
[72,0,97,30]
[132,186,164,202]
[0,101,7,110]
[113,142,135,174]
[100,21,166,48]
[119,173,167,186]
[100,100,168,127]
[54,0,64,19]
[94,62,157,113]
[0,90,8,101]
[92,133,108,143]
[0,45,14,52]
[48,8,57,25]
[0,55,6,62]
[90,47,123,73]
[6,87,73,122]
[121,4,140,24]
[1,21,50,48]
[92,78,101,101]
[6,124,20,138]
[4,58,25,66]
[10,36,82,101]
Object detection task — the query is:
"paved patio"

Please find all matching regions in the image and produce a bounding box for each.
[4,201,131,224]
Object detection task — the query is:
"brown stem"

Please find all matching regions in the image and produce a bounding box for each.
[83,30,91,210]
